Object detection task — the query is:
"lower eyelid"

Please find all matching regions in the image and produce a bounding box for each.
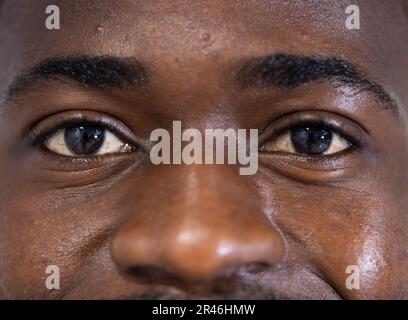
[258,150,361,184]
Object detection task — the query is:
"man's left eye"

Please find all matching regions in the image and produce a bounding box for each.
[263,124,351,155]
[45,124,134,157]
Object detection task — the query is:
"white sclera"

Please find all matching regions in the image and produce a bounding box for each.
[268,130,350,155]
[46,129,132,156]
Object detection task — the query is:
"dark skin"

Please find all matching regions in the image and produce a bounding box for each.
[0,0,408,299]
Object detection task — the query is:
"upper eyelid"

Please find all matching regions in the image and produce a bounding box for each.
[27,110,141,148]
[259,111,368,149]
[260,108,370,135]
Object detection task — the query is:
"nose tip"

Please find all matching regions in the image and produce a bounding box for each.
[110,165,285,282]
[111,219,285,281]
[171,229,285,280]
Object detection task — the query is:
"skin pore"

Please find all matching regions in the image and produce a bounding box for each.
[0,0,408,299]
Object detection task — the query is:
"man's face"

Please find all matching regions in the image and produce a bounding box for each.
[0,0,407,299]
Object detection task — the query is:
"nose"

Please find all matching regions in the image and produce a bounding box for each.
[111,165,285,281]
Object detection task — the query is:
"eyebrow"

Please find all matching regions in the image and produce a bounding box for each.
[236,53,396,109]
[7,55,147,98]
[6,53,397,113]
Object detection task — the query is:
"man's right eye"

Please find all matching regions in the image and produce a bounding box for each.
[44,124,134,157]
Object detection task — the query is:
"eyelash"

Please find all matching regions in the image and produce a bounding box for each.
[34,121,100,143]
[29,119,136,157]
[260,113,368,152]
[27,110,367,162]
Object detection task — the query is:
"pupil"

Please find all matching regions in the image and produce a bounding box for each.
[291,125,332,155]
[64,125,105,155]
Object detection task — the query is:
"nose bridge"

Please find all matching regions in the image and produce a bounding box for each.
[111,165,285,280]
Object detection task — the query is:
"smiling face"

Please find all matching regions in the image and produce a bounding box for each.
[0,0,408,299]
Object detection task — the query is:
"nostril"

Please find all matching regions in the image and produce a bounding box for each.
[241,262,272,274]
[215,261,272,279]
[122,266,187,287]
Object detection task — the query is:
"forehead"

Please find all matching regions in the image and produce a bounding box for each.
[1,0,408,107]
[1,1,404,54]
[2,0,403,54]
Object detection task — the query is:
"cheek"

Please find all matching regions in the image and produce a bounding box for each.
[258,176,404,299]
[0,140,141,298]
[0,180,117,299]
[0,196,57,298]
